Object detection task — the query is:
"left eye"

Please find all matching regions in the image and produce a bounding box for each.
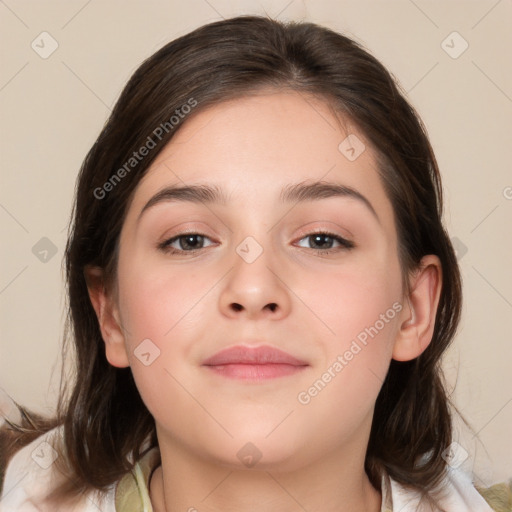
[296,232,353,251]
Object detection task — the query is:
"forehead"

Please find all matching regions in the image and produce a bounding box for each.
[125,90,395,226]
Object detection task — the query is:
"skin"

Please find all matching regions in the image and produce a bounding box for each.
[86,89,442,512]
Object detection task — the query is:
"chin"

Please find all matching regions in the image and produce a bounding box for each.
[206,431,309,472]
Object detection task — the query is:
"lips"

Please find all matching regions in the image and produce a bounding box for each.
[202,345,308,366]
[202,345,309,380]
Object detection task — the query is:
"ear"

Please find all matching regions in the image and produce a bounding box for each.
[392,255,442,361]
[84,265,130,368]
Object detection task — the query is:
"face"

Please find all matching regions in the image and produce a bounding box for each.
[107,90,407,470]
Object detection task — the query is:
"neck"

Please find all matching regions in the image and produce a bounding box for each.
[149,436,381,512]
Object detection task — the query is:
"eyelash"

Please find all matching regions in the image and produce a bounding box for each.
[157,230,354,256]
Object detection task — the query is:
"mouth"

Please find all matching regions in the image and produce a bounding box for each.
[202,345,309,381]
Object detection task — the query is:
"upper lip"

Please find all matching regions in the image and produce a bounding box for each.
[202,345,309,366]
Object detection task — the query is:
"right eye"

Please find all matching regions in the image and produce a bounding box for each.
[158,233,216,254]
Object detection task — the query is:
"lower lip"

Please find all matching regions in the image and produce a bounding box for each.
[203,363,307,380]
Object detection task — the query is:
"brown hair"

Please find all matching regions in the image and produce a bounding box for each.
[1,14,462,503]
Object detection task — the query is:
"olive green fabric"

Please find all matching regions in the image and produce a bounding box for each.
[476,481,512,512]
[115,448,160,512]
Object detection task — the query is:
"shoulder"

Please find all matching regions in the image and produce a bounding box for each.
[0,426,116,512]
[383,465,510,511]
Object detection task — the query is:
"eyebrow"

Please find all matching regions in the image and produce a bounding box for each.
[137,180,379,223]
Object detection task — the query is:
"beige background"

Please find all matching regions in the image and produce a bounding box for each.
[0,0,510,485]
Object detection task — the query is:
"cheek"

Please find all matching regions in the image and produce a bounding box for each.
[298,249,402,349]
[295,253,402,409]
[113,249,208,393]
[115,267,207,424]
[117,254,205,344]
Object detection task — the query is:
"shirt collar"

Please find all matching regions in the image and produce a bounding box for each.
[115,447,160,512]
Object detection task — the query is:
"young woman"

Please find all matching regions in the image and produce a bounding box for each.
[1,15,509,512]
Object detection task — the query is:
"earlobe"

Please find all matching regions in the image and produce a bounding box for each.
[392,255,442,362]
[84,265,130,368]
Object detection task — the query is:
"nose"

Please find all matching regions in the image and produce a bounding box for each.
[218,240,292,321]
